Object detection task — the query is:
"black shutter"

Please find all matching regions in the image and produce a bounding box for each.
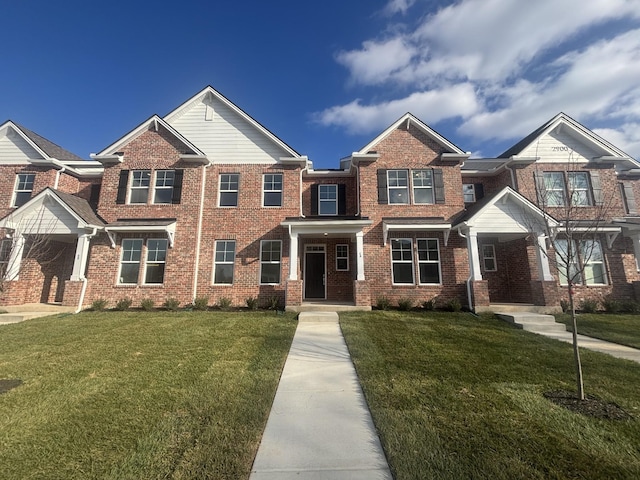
[433,168,445,204]
[171,169,184,204]
[377,169,388,204]
[310,184,318,215]
[338,184,346,215]
[590,171,603,206]
[474,183,484,201]
[89,183,101,208]
[116,170,129,204]
[623,182,637,214]
[533,171,545,205]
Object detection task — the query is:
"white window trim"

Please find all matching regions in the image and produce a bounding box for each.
[259,239,282,285]
[262,173,283,208]
[118,238,143,285]
[390,238,415,285]
[336,244,349,271]
[463,184,476,203]
[581,239,607,285]
[213,240,236,285]
[387,170,409,205]
[318,184,338,216]
[567,171,592,207]
[128,170,151,205]
[218,173,240,207]
[12,173,35,208]
[153,170,175,205]
[482,244,497,272]
[144,239,168,285]
[412,169,434,205]
[555,238,607,286]
[543,172,566,207]
[417,238,442,285]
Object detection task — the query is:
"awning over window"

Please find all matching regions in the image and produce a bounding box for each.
[382,217,451,246]
[105,219,176,247]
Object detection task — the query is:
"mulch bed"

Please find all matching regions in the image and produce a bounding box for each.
[0,379,23,394]
[544,390,633,420]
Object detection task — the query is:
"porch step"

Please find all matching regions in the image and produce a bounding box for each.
[0,304,75,325]
[287,303,371,313]
[481,303,562,314]
[496,312,567,333]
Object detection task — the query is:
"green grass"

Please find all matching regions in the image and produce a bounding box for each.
[340,311,640,480]
[0,310,297,480]
[556,313,640,349]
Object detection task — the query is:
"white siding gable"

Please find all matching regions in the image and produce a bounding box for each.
[167,96,292,164]
[471,200,536,234]
[7,201,83,235]
[521,126,603,163]
[0,131,45,165]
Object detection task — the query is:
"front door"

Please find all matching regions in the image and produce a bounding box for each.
[304,245,326,299]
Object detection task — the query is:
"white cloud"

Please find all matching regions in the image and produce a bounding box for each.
[382,0,417,16]
[594,124,640,159]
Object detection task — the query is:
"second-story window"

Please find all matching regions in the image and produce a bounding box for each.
[263,174,283,207]
[319,184,338,215]
[567,172,591,206]
[412,170,434,204]
[154,170,175,204]
[387,170,409,204]
[463,184,476,203]
[537,171,599,208]
[219,174,239,207]
[130,170,151,204]
[13,173,35,207]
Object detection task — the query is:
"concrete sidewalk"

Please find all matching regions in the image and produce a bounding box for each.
[250,312,392,480]
[537,329,640,364]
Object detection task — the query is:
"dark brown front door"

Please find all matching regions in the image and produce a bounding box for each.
[305,250,325,299]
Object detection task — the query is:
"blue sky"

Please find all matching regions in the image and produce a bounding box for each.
[2,0,640,168]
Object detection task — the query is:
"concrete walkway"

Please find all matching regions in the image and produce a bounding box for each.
[537,329,640,364]
[250,312,392,480]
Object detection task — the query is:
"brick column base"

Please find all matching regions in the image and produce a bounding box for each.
[285,279,303,307]
[471,280,490,307]
[530,280,560,307]
[62,280,84,308]
[354,280,371,308]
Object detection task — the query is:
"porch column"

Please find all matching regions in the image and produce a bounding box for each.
[467,229,482,280]
[6,233,25,280]
[70,233,91,281]
[288,231,298,280]
[632,234,640,272]
[356,231,365,281]
[536,233,554,281]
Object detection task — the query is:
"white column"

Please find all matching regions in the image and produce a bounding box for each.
[288,231,298,280]
[632,234,640,272]
[70,233,91,281]
[356,231,365,281]
[536,233,554,281]
[467,229,482,281]
[6,234,25,281]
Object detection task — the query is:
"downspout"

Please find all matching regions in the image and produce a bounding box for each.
[354,161,361,216]
[299,162,309,218]
[75,227,98,313]
[457,228,474,312]
[504,159,516,189]
[192,159,213,302]
[52,159,67,189]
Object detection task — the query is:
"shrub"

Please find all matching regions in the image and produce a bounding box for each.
[422,298,436,311]
[163,298,180,311]
[114,297,132,311]
[397,298,413,311]
[560,299,570,313]
[266,295,281,310]
[90,298,108,311]
[246,296,258,310]
[444,298,462,312]
[376,296,391,311]
[602,298,622,314]
[622,300,640,314]
[193,296,209,311]
[140,298,155,311]
[579,298,599,314]
[217,297,232,310]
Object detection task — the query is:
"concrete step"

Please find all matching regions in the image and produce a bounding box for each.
[496,312,567,333]
[484,303,563,314]
[3,303,75,313]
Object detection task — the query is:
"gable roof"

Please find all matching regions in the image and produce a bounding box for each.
[357,113,468,157]
[0,120,85,162]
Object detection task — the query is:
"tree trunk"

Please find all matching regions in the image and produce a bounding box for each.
[568,284,585,400]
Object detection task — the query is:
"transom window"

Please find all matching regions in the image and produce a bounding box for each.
[554,238,606,285]
[319,184,338,215]
[219,174,240,207]
[387,170,409,204]
[13,173,35,207]
[260,240,282,284]
[391,238,414,284]
[412,170,434,204]
[263,174,283,207]
[214,240,236,284]
[417,239,441,284]
[153,170,175,204]
[336,244,349,271]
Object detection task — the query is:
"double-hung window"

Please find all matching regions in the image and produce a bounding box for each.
[539,171,595,207]
[130,170,151,204]
[542,172,566,206]
[391,238,414,284]
[412,170,434,204]
[263,174,283,207]
[119,239,143,284]
[214,240,236,284]
[260,240,282,284]
[387,170,409,204]
[118,239,168,285]
[482,244,497,272]
[145,239,167,284]
[154,170,175,204]
[463,184,476,203]
[567,172,591,206]
[581,239,606,284]
[417,239,441,284]
[219,174,239,207]
[13,173,35,207]
[336,244,349,271]
[319,184,338,215]
[554,238,606,285]
[0,239,12,276]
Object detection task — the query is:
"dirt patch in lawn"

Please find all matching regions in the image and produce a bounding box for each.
[544,390,632,420]
[0,379,23,394]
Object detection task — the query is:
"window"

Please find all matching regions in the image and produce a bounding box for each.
[214,240,236,284]
[542,172,566,206]
[538,171,595,207]
[554,238,606,285]
[119,239,143,284]
[145,239,168,284]
[263,174,283,207]
[319,184,338,215]
[463,184,476,203]
[154,170,175,204]
[260,240,282,284]
[336,244,349,271]
[387,170,409,204]
[412,170,434,204]
[219,174,239,207]
[417,239,441,284]
[0,239,12,276]
[482,244,497,272]
[567,172,591,206]
[391,238,414,284]
[130,170,151,204]
[13,173,35,207]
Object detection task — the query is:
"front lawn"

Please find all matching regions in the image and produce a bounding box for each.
[340,311,640,480]
[556,313,640,349]
[0,311,297,480]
